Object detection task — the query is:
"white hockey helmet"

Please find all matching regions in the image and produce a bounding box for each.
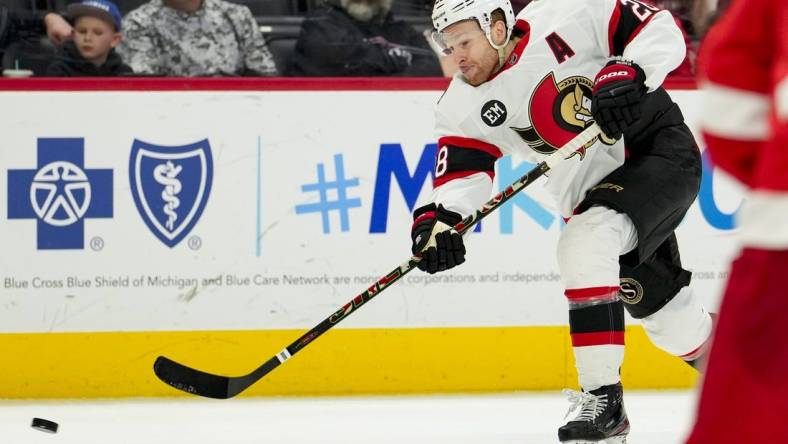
[431,0,516,51]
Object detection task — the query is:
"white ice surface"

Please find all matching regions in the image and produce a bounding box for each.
[0,391,697,444]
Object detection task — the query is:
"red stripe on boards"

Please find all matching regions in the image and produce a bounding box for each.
[0,77,697,91]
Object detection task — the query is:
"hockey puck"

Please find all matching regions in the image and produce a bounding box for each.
[31,417,58,433]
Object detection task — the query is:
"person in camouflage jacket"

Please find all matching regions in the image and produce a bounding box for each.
[118,0,277,76]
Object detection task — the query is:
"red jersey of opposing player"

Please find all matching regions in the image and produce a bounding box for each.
[686,0,788,442]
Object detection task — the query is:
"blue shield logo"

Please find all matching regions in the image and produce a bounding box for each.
[129,139,213,248]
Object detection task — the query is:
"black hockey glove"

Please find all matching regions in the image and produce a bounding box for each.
[411,203,466,274]
[591,60,647,140]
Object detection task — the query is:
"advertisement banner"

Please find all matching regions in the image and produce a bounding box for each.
[0,89,744,333]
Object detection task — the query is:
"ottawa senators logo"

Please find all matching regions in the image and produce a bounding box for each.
[512,73,615,158]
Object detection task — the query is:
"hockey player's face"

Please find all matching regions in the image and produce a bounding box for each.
[440,20,498,86]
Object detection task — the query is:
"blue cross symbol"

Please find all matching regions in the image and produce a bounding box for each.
[7,138,113,250]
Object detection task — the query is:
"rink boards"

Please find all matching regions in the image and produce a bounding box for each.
[0,79,741,398]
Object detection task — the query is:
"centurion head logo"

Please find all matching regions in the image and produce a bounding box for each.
[129,139,213,248]
[511,73,614,157]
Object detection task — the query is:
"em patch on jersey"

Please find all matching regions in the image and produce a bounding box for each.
[480,100,507,127]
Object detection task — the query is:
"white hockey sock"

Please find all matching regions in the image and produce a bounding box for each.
[573,344,624,391]
[640,286,713,358]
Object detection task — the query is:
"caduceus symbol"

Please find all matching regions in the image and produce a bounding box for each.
[153,160,183,231]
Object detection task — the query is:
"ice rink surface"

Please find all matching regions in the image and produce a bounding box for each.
[0,390,697,443]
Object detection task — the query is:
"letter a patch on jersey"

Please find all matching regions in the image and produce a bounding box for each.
[129,139,214,248]
[545,32,575,64]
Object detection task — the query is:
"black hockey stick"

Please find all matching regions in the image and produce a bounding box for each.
[153,123,602,399]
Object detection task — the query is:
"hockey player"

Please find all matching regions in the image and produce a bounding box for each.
[409,0,714,441]
[685,0,788,442]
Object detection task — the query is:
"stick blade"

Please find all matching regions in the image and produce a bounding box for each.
[153,356,233,399]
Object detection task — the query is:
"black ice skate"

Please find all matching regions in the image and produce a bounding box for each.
[558,382,630,444]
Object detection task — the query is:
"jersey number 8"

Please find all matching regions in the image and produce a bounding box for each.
[436,145,449,177]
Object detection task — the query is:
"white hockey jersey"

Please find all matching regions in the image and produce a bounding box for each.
[430,0,685,218]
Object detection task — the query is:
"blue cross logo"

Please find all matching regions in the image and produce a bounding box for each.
[7,138,113,250]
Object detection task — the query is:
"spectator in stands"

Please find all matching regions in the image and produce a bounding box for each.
[0,7,76,75]
[117,0,277,76]
[46,0,132,76]
[288,0,442,76]
[44,13,75,47]
[0,7,74,48]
